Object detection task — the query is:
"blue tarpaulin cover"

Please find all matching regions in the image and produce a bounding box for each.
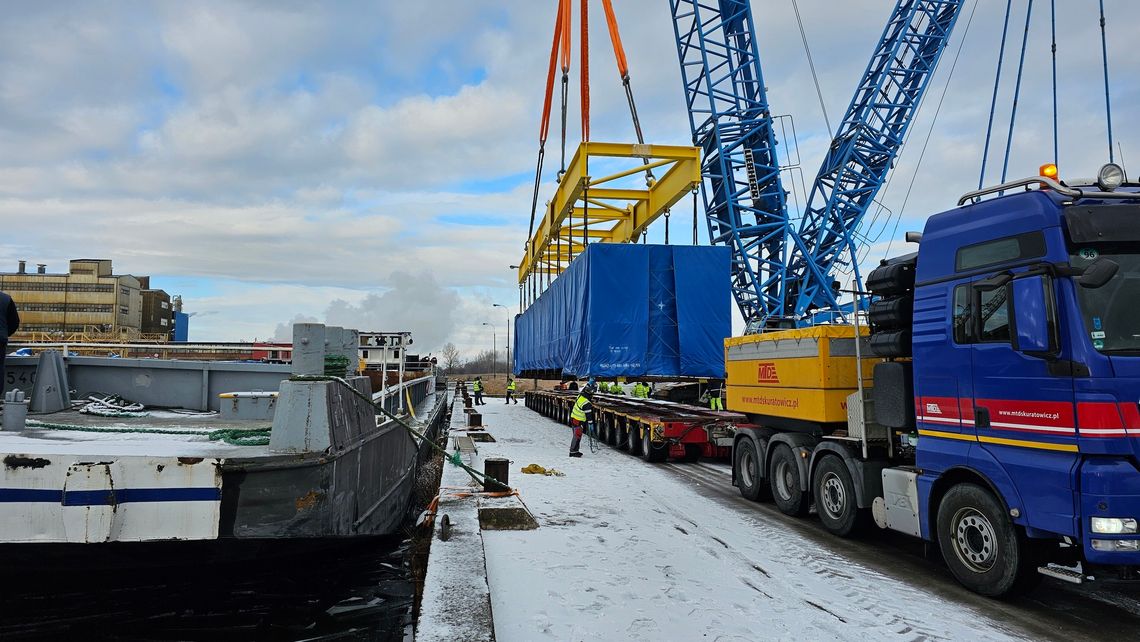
[513,244,729,378]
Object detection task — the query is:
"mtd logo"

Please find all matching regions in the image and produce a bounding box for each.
[757,362,779,384]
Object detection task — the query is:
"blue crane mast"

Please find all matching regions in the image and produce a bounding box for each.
[669,0,790,325]
[670,0,965,331]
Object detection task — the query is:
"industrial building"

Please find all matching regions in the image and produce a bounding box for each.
[0,259,186,341]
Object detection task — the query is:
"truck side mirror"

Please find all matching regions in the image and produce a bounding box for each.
[1077,257,1119,289]
[1011,275,1055,355]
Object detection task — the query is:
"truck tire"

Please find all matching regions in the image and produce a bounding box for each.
[769,444,810,516]
[628,426,644,456]
[812,455,867,537]
[643,431,668,463]
[936,483,1040,597]
[605,420,618,447]
[734,438,768,501]
[617,422,630,451]
[682,444,702,463]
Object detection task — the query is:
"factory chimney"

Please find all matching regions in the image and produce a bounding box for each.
[17,260,26,274]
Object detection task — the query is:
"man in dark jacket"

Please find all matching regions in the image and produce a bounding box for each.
[0,291,19,384]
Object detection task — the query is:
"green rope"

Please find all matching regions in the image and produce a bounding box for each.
[323,354,352,378]
[25,420,271,446]
[291,375,509,491]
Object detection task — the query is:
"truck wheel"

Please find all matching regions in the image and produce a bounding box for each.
[604,420,617,447]
[628,426,644,456]
[682,444,702,463]
[769,444,810,516]
[617,422,630,451]
[643,431,668,463]
[733,438,768,501]
[812,455,866,537]
[936,483,1039,597]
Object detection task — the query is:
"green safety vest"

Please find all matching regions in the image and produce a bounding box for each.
[507,380,516,391]
[571,395,590,421]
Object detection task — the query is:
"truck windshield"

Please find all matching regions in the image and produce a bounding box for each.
[1070,247,1140,353]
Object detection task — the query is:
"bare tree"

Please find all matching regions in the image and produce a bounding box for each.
[440,342,461,373]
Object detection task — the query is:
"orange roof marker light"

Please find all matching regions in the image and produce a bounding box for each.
[1040,163,1059,181]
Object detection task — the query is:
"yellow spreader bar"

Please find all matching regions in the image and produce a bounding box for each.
[517,141,701,284]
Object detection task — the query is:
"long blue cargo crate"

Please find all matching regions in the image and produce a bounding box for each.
[513,243,730,379]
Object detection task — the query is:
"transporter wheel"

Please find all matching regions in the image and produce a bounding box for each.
[598,419,610,444]
[769,444,810,517]
[642,431,668,463]
[628,425,644,456]
[605,419,619,447]
[812,455,867,537]
[936,483,1041,597]
[681,444,702,463]
[733,438,769,501]
[617,421,631,451]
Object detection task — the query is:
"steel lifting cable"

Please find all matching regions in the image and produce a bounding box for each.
[1050,0,1059,164]
[1098,0,1115,163]
[601,0,654,186]
[559,0,572,177]
[790,0,833,135]
[692,190,698,245]
[1000,0,1036,184]
[979,0,1015,190]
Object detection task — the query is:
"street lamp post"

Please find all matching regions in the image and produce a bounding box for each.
[493,303,511,378]
[481,322,497,379]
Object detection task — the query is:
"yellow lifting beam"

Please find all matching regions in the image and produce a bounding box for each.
[517,141,701,284]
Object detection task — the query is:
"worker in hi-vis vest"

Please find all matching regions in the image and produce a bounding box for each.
[710,384,724,411]
[505,377,518,404]
[568,384,596,457]
[472,377,485,405]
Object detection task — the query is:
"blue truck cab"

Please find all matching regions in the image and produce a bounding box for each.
[887,167,1140,595]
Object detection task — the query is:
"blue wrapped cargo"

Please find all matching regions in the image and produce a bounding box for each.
[513,243,730,379]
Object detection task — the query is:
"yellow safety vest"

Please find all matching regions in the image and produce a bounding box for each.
[571,395,590,421]
[507,380,516,391]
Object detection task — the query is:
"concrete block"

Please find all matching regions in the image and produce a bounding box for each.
[292,323,326,376]
[270,380,332,453]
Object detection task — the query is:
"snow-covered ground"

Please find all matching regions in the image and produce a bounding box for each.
[474,401,1028,642]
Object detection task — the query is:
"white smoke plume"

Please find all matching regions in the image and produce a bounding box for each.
[272,313,319,341]
[324,271,459,352]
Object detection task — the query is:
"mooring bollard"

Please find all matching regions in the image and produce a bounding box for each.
[484,457,509,492]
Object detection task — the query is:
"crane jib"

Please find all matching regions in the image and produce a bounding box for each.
[671,0,966,329]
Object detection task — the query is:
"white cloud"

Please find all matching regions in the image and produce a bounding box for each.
[2,0,1139,348]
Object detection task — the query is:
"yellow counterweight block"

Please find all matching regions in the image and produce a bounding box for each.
[724,326,880,424]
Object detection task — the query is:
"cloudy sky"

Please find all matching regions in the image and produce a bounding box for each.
[1,1,1136,359]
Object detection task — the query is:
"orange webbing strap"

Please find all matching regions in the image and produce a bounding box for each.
[580,0,590,141]
[540,0,569,144]
[560,0,572,72]
[601,0,630,79]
